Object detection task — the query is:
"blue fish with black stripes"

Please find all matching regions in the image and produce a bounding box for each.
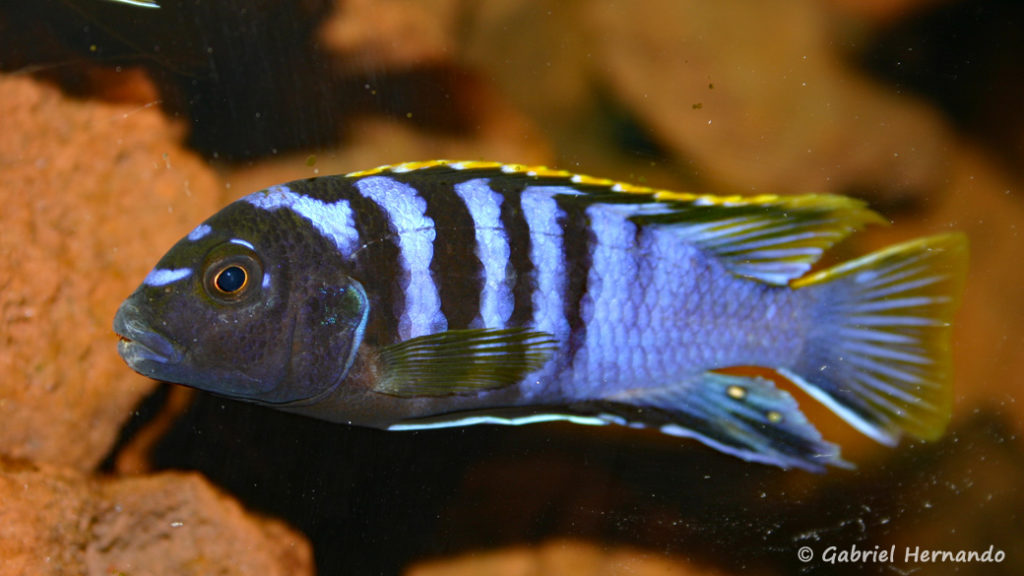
[114,160,968,471]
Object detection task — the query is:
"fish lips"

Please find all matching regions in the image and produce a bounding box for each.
[113,301,184,374]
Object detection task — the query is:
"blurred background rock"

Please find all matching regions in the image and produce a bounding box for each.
[0,0,1021,574]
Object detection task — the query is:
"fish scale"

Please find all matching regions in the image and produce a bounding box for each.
[114,160,968,471]
[564,231,799,397]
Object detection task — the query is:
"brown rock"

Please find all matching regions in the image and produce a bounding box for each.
[0,75,222,470]
[0,458,313,576]
[455,1,607,167]
[587,0,954,196]
[450,0,959,196]
[319,0,460,67]
[0,460,90,575]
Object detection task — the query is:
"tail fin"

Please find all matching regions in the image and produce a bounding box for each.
[784,233,968,446]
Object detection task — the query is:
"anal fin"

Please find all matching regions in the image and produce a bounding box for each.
[391,371,847,472]
[585,372,848,471]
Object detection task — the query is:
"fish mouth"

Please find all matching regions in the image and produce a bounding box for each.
[113,302,184,367]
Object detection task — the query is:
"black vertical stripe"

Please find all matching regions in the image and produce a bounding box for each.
[558,196,594,366]
[406,174,482,331]
[336,178,405,346]
[490,178,535,328]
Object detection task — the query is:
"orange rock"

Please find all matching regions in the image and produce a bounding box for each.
[0,75,222,470]
[0,459,89,575]
[0,458,313,576]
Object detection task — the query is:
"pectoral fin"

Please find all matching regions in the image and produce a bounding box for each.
[376,328,557,397]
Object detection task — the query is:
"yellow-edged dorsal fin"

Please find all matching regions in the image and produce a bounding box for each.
[348,160,886,285]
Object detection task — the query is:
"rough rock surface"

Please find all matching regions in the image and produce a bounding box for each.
[0,458,312,576]
[0,74,221,471]
[0,72,318,576]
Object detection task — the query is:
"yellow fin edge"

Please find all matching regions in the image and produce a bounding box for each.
[345,159,883,215]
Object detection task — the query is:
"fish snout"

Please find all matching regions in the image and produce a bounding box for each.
[113,300,184,367]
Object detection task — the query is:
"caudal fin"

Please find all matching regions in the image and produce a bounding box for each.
[784,233,969,445]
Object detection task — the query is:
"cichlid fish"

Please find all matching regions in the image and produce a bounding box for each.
[114,160,967,471]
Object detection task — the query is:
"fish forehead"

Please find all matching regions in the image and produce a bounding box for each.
[144,226,219,286]
[141,199,299,293]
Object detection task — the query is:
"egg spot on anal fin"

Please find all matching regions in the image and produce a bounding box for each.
[576,371,847,471]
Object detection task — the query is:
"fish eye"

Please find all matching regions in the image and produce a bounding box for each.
[202,243,263,303]
[214,265,247,294]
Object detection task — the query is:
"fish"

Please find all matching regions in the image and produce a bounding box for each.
[114,160,968,471]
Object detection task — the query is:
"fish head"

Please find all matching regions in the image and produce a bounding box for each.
[114,199,369,405]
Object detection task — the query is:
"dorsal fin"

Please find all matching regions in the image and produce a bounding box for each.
[348,160,886,285]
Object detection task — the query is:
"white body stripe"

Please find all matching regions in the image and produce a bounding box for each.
[454,179,513,329]
[569,204,640,395]
[521,186,577,346]
[243,185,360,258]
[187,224,212,241]
[355,176,446,339]
[144,268,192,287]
